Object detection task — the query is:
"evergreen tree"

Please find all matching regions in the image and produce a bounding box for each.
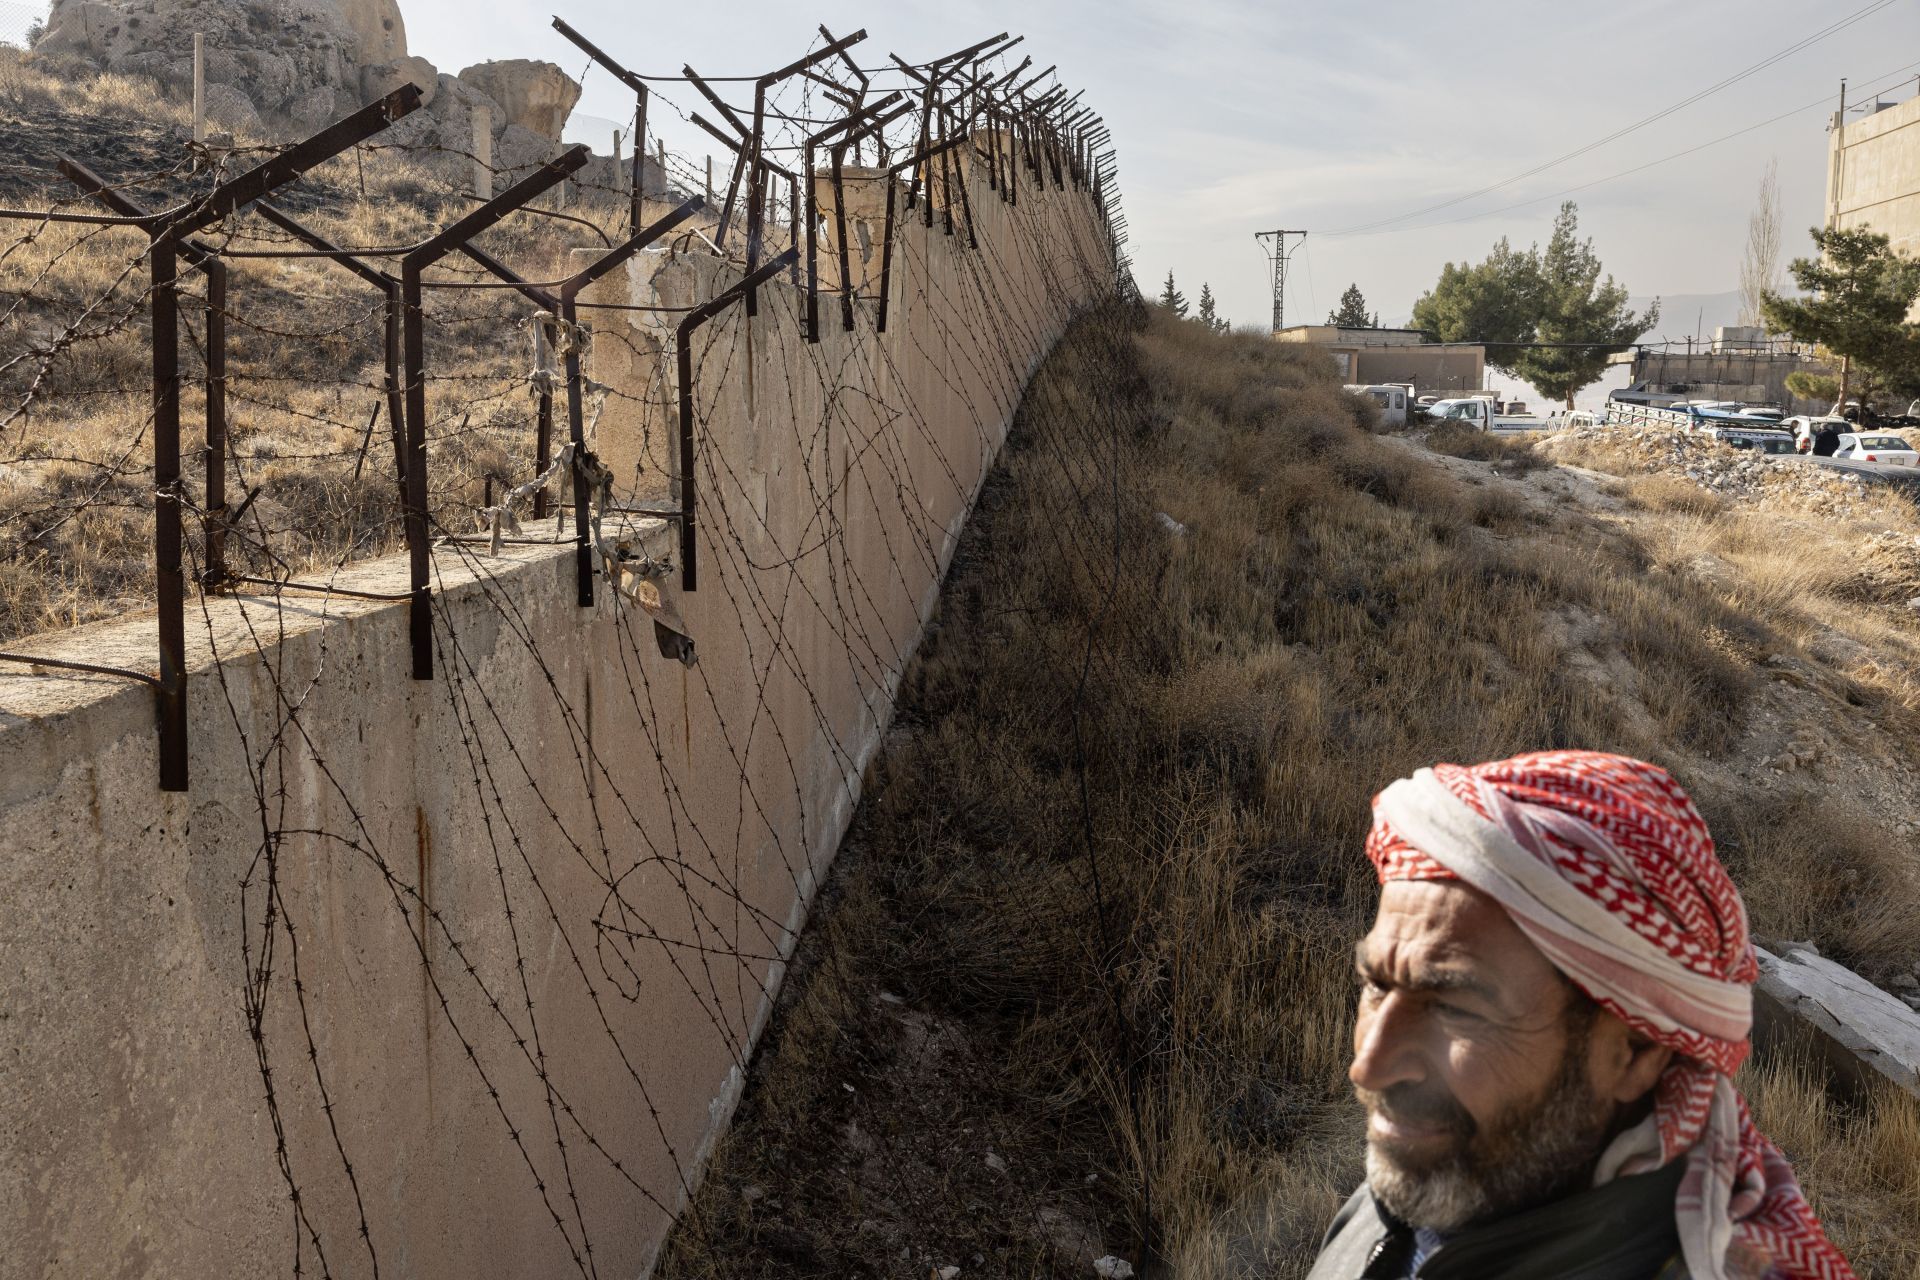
[1158,270,1188,318]
[1197,282,1228,333]
[1412,202,1655,406]
[1326,283,1377,328]
[1763,225,1920,410]
[1508,203,1656,408]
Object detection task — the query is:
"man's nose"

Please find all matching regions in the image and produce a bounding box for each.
[1350,993,1428,1092]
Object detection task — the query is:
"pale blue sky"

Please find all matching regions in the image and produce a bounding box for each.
[21,0,1910,335]
[391,0,1917,335]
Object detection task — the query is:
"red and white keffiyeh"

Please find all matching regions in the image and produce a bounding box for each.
[1366,750,1853,1280]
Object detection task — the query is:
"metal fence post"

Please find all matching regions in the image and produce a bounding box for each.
[150,233,188,792]
[192,33,205,146]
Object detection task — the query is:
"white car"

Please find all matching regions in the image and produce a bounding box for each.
[1833,433,1919,467]
[1785,415,1849,453]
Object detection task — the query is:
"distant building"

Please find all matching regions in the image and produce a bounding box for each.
[1828,92,1920,318]
[1272,325,1486,396]
[1609,327,1831,413]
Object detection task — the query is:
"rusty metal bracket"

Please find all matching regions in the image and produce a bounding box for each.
[556,195,706,607]
[673,247,799,592]
[400,145,588,679]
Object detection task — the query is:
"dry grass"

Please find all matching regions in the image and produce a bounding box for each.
[0,94,653,640]
[654,307,1920,1277]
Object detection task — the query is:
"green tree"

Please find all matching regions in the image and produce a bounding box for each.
[1410,236,1541,352]
[1326,282,1378,328]
[1196,282,1228,333]
[1158,270,1188,318]
[1508,203,1657,408]
[1762,225,1920,410]
[1411,202,1654,406]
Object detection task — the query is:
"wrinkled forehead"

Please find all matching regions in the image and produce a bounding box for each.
[1360,879,1569,1012]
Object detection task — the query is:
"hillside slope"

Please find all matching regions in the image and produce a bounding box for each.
[654,306,1920,1279]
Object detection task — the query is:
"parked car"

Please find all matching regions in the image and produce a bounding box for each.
[1566,410,1603,429]
[1785,415,1849,453]
[1732,407,1786,423]
[1833,433,1919,467]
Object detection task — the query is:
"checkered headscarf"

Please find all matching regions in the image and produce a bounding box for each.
[1367,751,1852,1280]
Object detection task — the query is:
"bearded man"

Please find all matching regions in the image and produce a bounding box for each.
[1306,751,1853,1280]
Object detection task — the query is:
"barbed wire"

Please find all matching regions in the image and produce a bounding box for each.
[2,16,1129,1273]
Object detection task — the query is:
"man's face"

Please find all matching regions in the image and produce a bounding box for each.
[1349,880,1617,1231]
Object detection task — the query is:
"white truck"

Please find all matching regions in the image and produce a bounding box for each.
[1344,383,1410,427]
[1424,395,1547,435]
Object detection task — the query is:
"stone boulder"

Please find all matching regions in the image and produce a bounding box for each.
[455,59,578,141]
[31,0,405,135]
[1752,944,1920,1100]
[360,53,436,108]
[328,0,405,67]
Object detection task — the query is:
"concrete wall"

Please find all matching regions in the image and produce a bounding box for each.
[1629,349,1833,415]
[1829,93,1920,319]
[1,147,1111,1278]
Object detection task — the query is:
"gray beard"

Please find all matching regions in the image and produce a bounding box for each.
[1361,1026,1618,1232]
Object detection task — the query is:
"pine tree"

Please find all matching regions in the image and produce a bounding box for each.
[1327,283,1377,328]
[1197,282,1227,333]
[1158,270,1188,318]
[1763,225,1920,410]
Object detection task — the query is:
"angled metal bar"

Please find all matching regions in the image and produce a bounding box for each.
[553,196,706,606]
[397,145,586,677]
[410,145,588,268]
[681,66,752,139]
[673,247,799,593]
[166,85,423,240]
[551,17,647,94]
[745,28,868,313]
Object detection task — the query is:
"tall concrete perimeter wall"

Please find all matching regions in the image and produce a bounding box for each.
[1,148,1113,1277]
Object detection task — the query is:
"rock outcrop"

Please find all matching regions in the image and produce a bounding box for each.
[455,59,578,141]
[27,0,579,167]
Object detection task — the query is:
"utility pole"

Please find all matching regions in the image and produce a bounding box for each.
[1828,78,1847,231]
[1254,229,1306,334]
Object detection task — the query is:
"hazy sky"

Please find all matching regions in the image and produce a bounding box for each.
[388,1,1918,334]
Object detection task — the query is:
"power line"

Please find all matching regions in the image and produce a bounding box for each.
[1321,0,1899,237]
[1337,56,1920,240]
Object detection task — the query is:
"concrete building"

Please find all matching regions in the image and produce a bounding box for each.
[1612,329,1833,414]
[1828,90,1920,318]
[1272,325,1486,397]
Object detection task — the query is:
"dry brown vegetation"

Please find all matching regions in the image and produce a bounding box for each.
[0,70,673,641]
[656,306,1920,1278]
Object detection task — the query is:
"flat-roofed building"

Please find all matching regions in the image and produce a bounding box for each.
[1829,91,1920,318]
[1272,325,1486,397]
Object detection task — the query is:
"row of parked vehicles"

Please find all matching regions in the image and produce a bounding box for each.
[1343,383,1920,470]
[1344,384,1547,433]
[1601,396,1920,467]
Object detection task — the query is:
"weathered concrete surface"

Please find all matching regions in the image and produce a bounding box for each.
[1829,92,1920,320]
[1752,944,1920,1100]
[0,147,1110,1277]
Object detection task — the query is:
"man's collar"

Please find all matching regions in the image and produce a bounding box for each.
[1367,1159,1686,1279]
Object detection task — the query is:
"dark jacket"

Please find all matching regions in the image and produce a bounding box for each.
[1813,426,1842,457]
[1305,1159,1688,1280]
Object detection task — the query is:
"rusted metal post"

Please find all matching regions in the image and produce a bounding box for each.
[398,145,588,675]
[151,233,188,792]
[673,248,797,592]
[203,262,228,591]
[555,196,705,605]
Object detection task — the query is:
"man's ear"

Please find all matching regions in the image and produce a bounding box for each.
[1596,1015,1673,1106]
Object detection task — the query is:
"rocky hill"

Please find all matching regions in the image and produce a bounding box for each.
[23,0,589,186]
